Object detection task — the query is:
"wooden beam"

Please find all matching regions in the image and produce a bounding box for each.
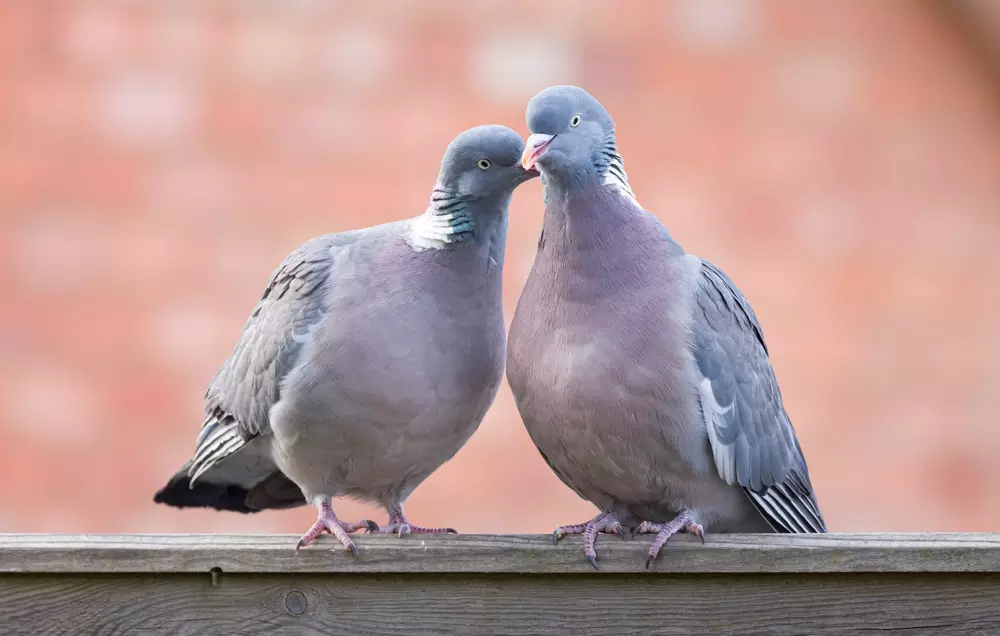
[3,533,1000,574]
[2,534,1000,635]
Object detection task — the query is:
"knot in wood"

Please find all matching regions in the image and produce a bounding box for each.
[284,590,308,616]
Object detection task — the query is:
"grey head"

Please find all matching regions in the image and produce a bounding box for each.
[412,125,538,250]
[521,85,635,200]
[436,124,538,202]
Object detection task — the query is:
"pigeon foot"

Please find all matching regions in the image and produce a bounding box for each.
[295,498,376,556]
[372,522,457,537]
[635,509,705,568]
[371,503,457,537]
[552,512,626,570]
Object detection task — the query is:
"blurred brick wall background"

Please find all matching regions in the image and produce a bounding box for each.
[1,0,999,534]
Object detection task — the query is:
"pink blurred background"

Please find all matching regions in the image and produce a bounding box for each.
[2,1,999,535]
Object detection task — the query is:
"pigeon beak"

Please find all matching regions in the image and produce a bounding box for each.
[522,133,555,170]
[519,165,540,180]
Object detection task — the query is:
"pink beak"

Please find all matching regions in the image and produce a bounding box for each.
[521,133,555,170]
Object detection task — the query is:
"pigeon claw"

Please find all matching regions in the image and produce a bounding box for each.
[388,524,456,537]
[551,512,624,568]
[294,519,331,553]
[375,520,457,536]
[635,509,702,568]
[346,541,360,559]
[295,506,373,555]
[687,523,706,544]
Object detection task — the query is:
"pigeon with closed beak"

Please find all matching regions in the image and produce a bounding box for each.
[507,86,826,569]
[155,125,538,556]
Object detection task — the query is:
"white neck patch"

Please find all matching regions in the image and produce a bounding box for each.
[603,152,639,206]
[407,208,475,252]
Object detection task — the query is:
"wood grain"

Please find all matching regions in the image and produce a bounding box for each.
[2,572,999,635]
[3,533,1000,574]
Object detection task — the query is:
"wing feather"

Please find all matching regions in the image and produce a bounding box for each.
[185,236,338,485]
[693,259,826,533]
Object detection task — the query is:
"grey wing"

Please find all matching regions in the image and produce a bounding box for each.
[693,259,826,533]
[186,235,338,485]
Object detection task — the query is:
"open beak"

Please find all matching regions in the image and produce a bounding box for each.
[521,133,555,170]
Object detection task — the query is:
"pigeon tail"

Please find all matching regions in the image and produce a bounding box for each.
[153,466,306,513]
[153,472,259,513]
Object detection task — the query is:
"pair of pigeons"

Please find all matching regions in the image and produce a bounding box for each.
[155,85,826,568]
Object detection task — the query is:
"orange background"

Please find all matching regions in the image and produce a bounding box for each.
[2,1,999,535]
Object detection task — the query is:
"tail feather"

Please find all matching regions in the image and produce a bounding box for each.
[153,462,307,513]
[153,444,307,513]
[153,469,261,513]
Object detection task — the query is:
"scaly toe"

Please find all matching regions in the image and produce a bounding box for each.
[294,522,330,553]
[647,546,663,564]
[401,524,457,535]
[636,521,661,535]
[687,523,706,544]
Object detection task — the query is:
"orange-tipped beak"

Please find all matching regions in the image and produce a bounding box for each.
[521,133,555,170]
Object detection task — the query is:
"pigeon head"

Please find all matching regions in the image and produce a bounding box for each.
[436,125,538,200]
[522,85,631,195]
[411,125,538,251]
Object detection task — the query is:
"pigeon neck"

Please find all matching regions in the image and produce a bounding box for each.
[540,182,648,252]
[595,131,638,205]
[541,131,639,207]
[408,184,508,255]
[408,184,478,251]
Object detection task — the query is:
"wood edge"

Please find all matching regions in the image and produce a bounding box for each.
[2,533,999,575]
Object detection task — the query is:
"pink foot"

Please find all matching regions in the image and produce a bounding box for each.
[370,503,457,537]
[635,509,705,568]
[294,499,377,557]
[552,512,626,570]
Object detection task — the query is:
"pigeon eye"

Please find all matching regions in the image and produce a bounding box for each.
[477,159,491,170]
[569,114,582,127]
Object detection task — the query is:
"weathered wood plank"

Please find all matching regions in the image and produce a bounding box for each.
[2,533,1000,574]
[2,572,999,635]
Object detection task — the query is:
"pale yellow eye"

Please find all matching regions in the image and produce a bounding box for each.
[477,159,491,170]
[569,114,582,127]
